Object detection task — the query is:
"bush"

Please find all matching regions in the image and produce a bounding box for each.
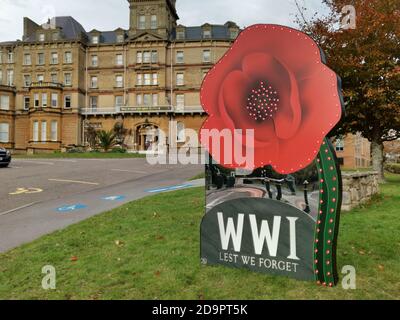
[67,147,85,154]
[385,163,400,174]
[111,147,127,154]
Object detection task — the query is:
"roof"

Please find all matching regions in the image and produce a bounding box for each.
[174,24,238,41]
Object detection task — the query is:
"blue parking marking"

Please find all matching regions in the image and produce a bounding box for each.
[146,184,193,193]
[102,195,126,201]
[57,204,87,213]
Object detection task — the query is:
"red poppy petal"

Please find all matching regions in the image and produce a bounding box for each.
[273,66,342,173]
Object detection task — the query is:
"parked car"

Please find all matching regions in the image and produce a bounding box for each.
[0,148,11,167]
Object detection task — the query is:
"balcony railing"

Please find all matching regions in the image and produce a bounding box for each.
[80,105,205,115]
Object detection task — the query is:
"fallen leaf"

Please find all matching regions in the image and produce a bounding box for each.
[115,240,125,247]
[359,250,366,255]
[70,256,78,262]
[378,265,385,271]
[155,271,161,277]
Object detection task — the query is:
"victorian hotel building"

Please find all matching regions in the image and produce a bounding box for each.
[0,0,240,153]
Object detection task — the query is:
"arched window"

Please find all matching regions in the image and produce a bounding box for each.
[177,122,185,143]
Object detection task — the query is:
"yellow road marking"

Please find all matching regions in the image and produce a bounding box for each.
[48,179,99,185]
[9,188,43,195]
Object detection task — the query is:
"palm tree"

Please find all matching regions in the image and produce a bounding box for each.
[97,130,117,152]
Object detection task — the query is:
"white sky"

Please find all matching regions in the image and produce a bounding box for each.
[0,0,329,41]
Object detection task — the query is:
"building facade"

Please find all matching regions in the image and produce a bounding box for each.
[0,0,240,152]
[334,133,372,169]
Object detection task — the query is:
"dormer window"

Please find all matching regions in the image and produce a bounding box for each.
[203,30,211,39]
[230,29,239,39]
[116,34,124,43]
[39,33,45,42]
[177,30,185,40]
[92,36,99,44]
[151,15,157,29]
[138,15,146,30]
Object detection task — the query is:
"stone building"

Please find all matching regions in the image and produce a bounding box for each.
[0,0,240,152]
[334,133,372,169]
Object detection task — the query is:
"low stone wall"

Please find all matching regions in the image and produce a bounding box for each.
[342,172,380,211]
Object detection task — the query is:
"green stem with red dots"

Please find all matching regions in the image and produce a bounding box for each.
[314,138,343,287]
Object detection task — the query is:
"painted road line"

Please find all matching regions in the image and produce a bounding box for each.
[9,187,43,195]
[57,204,88,213]
[0,202,37,217]
[48,179,99,186]
[146,184,194,193]
[111,169,148,174]
[14,160,55,165]
[102,195,126,201]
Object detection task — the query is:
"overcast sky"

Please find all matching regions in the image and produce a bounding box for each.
[0,0,329,41]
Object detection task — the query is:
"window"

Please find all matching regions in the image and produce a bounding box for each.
[51,73,58,84]
[90,76,98,88]
[51,93,58,107]
[0,123,9,143]
[64,52,72,64]
[152,73,158,85]
[151,15,157,29]
[37,74,44,82]
[24,96,30,110]
[115,75,123,88]
[336,139,344,152]
[176,94,185,111]
[143,51,151,63]
[33,121,39,142]
[143,94,151,106]
[0,70,2,84]
[177,30,185,40]
[7,70,14,86]
[138,15,146,29]
[64,73,72,86]
[37,53,45,65]
[136,74,143,86]
[51,52,58,64]
[177,122,185,142]
[116,34,124,43]
[116,54,123,66]
[64,95,71,108]
[39,33,45,42]
[89,96,98,110]
[230,29,239,39]
[23,75,31,87]
[136,52,142,64]
[8,51,14,63]
[0,95,10,110]
[151,51,158,63]
[42,93,47,107]
[203,30,211,39]
[91,55,98,67]
[152,93,158,106]
[41,121,47,142]
[176,73,184,86]
[136,94,142,106]
[176,51,184,64]
[34,94,40,107]
[115,96,123,109]
[0,51,2,64]
[52,32,59,41]
[51,121,58,141]
[92,36,99,44]
[203,50,211,63]
[24,53,32,65]
[144,73,151,86]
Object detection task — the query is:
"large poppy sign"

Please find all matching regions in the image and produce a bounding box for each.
[200,25,344,287]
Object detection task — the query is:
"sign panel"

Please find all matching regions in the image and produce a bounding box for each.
[199,24,344,287]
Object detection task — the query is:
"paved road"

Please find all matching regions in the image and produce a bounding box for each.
[0,158,204,252]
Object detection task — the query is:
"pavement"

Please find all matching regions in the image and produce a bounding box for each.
[0,158,204,253]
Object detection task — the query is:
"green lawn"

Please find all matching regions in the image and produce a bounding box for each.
[0,175,399,300]
[13,152,146,159]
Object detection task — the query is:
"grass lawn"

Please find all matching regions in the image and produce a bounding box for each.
[0,175,399,300]
[13,152,146,159]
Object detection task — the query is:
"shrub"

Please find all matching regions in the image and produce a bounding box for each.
[385,163,400,174]
[112,147,127,154]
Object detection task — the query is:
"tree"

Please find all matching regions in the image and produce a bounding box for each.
[97,130,117,152]
[296,0,400,181]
